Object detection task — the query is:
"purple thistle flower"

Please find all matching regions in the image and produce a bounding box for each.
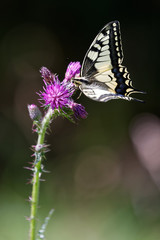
[69,101,88,119]
[39,63,87,119]
[40,67,57,84]
[39,67,75,110]
[64,62,81,82]
[40,78,74,110]
[28,104,42,120]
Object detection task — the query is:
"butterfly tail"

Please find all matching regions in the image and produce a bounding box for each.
[129,88,146,103]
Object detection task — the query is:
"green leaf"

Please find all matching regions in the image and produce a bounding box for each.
[59,107,75,123]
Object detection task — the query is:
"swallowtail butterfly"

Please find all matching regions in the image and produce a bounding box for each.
[73,21,143,102]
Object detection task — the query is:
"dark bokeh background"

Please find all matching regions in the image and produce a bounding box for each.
[0,1,159,239]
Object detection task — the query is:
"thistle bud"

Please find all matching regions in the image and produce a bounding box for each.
[28,104,42,121]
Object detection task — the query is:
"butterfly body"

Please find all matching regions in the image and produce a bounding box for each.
[73,21,143,102]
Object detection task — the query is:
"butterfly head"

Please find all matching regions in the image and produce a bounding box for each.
[72,76,89,88]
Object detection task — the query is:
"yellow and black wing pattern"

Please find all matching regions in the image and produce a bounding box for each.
[75,21,143,102]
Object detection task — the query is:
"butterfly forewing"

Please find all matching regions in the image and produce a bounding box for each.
[81,21,123,78]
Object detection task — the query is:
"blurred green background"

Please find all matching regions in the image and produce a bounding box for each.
[0,0,159,239]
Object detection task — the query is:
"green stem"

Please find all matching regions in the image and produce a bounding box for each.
[29,108,54,240]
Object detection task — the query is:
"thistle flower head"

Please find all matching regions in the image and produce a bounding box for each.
[39,71,74,110]
[28,104,42,120]
[64,61,81,82]
[69,101,88,119]
[40,67,55,84]
[38,63,87,119]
